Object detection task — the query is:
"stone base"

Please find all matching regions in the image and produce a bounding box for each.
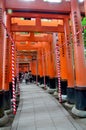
[72,106,86,117]
[37,82,40,86]
[53,91,67,101]
[39,84,45,88]
[34,81,36,84]
[53,91,58,96]
[53,91,58,99]
[5,109,12,115]
[46,88,56,94]
[64,102,74,108]
[62,95,67,101]
[0,112,8,126]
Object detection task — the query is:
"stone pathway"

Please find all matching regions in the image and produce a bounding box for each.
[10,83,83,130]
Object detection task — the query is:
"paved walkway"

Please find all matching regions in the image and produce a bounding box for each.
[11,83,83,130]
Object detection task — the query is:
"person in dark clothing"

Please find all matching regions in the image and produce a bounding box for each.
[28,70,33,83]
[25,71,29,84]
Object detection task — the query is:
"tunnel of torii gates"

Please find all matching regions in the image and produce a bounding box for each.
[0,0,86,119]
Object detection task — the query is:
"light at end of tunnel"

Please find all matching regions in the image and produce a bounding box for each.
[7,9,12,14]
[22,0,35,1]
[79,0,84,2]
[44,0,62,3]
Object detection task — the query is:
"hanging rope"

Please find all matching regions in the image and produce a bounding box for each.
[2,21,16,115]
[42,49,46,89]
[36,58,38,85]
[55,44,62,103]
[16,58,20,96]
[11,44,16,114]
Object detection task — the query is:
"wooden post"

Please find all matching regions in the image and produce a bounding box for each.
[38,48,43,85]
[42,48,46,89]
[0,7,4,118]
[64,18,75,104]
[47,42,56,89]
[84,0,86,17]
[71,0,86,116]
[45,43,50,87]
[59,33,68,96]
[3,14,11,110]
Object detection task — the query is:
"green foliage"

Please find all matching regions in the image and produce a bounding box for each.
[82,17,86,48]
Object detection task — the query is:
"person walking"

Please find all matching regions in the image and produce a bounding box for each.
[24,71,29,84]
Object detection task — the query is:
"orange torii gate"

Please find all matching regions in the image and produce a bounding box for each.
[0,0,86,121]
[10,9,86,111]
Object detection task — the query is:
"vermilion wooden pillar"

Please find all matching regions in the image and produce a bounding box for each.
[0,8,4,118]
[42,42,50,88]
[47,42,56,89]
[38,48,43,84]
[84,0,86,16]
[31,60,36,82]
[64,18,75,104]
[71,0,86,113]
[45,44,50,87]
[42,48,46,87]
[7,15,12,84]
[50,41,56,89]
[7,15,13,101]
[58,33,68,95]
[3,14,11,110]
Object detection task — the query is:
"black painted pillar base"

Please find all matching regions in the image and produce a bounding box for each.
[55,77,58,89]
[3,90,11,110]
[9,82,12,99]
[38,75,40,83]
[67,88,75,104]
[40,77,44,85]
[61,79,67,95]
[0,91,4,118]
[32,75,37,81]
[45,76,50,86]
[75,87,86,110]
[49,78,56,89]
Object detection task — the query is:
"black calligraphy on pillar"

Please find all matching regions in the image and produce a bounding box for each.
[0,8,3,85]
[0,8,2,38]
[5,39,9,84]
[73,11,80,46]
[61,34,65,57]
[67,34,71,58]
